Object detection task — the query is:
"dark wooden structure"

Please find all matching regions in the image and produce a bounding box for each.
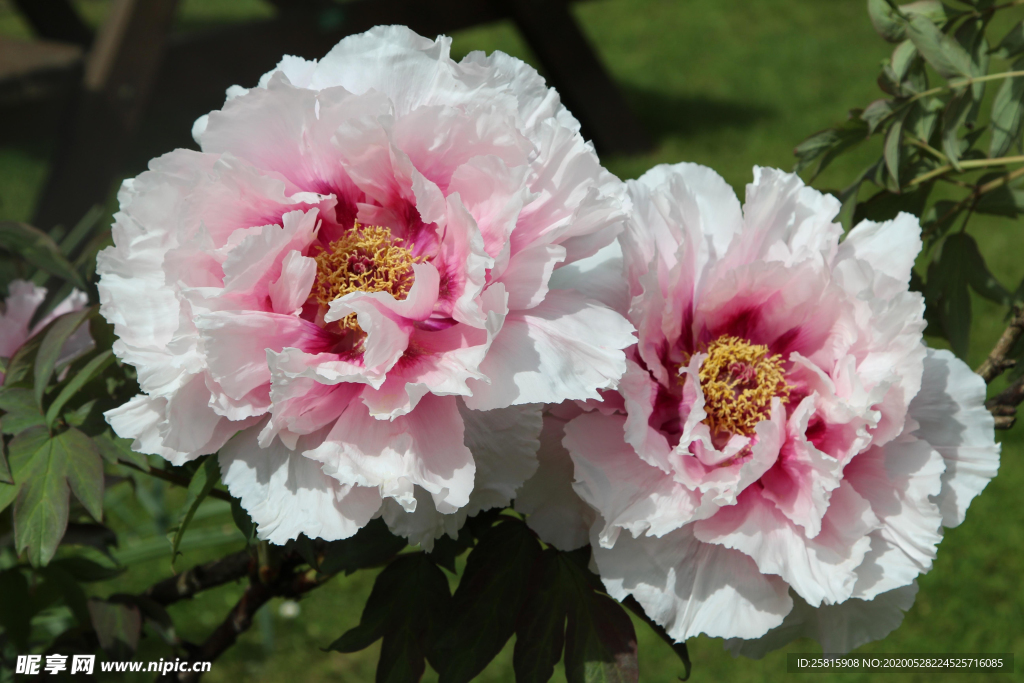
[2,0,651,231]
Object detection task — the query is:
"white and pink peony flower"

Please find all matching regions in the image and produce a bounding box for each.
[96,26,635,547]
[520,163,1000,653]
[0,280,91,381]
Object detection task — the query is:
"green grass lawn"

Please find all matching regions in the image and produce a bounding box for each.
[1,0,1021,681]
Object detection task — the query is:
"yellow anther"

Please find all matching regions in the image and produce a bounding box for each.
[697,335,791,436]
[311,223,419,331]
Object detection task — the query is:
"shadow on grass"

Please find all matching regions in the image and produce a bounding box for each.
[619,82,775,143]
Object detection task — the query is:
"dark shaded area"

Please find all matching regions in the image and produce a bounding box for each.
[619,82,774,142]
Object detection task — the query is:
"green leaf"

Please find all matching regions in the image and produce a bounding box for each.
[906,96,943,142]
[975,184,1024,218]
[854,184,933,224]
[0,387,46,435]
[954,232,1011,304]
[88,598,142,659]
[428,525,474,574]
[230,497,256,543]
[892,40,919,81]
[0,443,11,485]
[514,549,567,683]
[168,455,221,566]
[62,428,104,520]
[563,554,639,683]
[942,89,978,170]
[2,328,46,389]
[45,350,114,427]
[94,431,150,471]
[907,14,975,80]
[794,116,869,178]
[14,435,70,567]
[993,21,1024,59]
[929,234,978,358]
[34,306,94,407]
[319,517,407,575]
[434,520,543,683]
[885,107,909,186]
[327,553,451,683]
[13,428,103,566]
[989,60,1024,158]
[59,205,105,258]
[862,99,895,135]
[868,0,908,43]
[0,426,50,512]
[0,222,86,289]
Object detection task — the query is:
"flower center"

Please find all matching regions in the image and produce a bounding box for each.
[698,335,791,436]
[311,223,419,331]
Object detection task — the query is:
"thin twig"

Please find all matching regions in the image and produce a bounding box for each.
[119,461,234,503]
[144,551,253,606]
[158,556,335,682]
[907,155,1024,187]
[977,306,1024,383]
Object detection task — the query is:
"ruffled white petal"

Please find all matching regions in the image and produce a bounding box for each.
[593,524,793,641]
[219,424,382,543]
[910,349,1000,527]
[464,290,635,410]
[725,584,918,657]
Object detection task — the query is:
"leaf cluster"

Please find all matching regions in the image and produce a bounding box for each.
[796,0,1024,360]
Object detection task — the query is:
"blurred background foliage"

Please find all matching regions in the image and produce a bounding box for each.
[0,0,1020,681]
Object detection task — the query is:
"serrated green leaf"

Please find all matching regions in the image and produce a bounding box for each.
[319,518,406,575]
[993,20,1024,59]
[0,222,86,289]
[989,60,1024,158]
[434,520,542,683]
[0,387,45,435]
[907,14,975,80]
[33,306,94,407]
[0,426,50,512]
[62,428,103,520]
[168,455,220,566]
[45,350,114,427]
[514,549,567,683]
[14,437,70,567]
[11,428,103,566]
[869,0,908,42]
[327,553,451,683]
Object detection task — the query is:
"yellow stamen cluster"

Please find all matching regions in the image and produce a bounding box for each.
[311,224,419,331]
[698,335,791,436]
